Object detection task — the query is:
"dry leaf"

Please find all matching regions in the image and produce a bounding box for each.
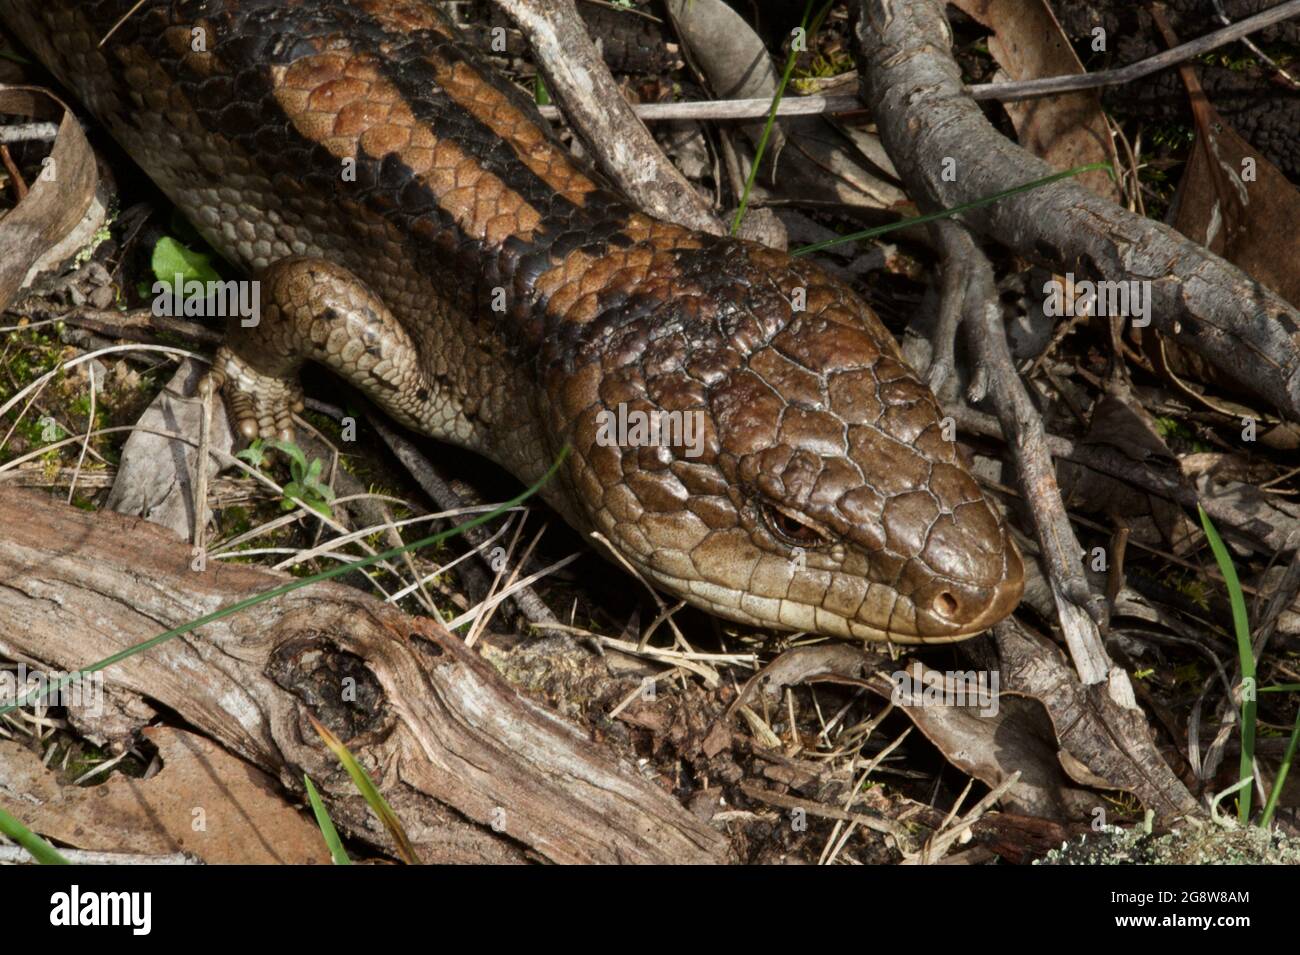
[1164,34,1300,305]
[0,727,330,864]
[952,0,1121,202]
[0,85,101,310]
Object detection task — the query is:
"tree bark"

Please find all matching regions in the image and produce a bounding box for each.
[0,488,729,864]
[853,0,1300,420]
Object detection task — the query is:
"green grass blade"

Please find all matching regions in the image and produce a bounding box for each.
[304,774,351,865]
[1197,504,1255,823]
[1259,703,1300,829]
[730,0,831,235]
[792,162,1113,257]
[309,716,419,865]
[0,446,570,717]
[0,804,71,864]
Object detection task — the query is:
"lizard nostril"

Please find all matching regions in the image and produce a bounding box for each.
[933,590,961,620]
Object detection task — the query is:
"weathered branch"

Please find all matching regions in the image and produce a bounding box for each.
[994,618,1201,823]
[934,221,1111,686]
[492,0,724,234]
[530,3,1300,120]
[853,0,1300,420]
[0,489,729,864]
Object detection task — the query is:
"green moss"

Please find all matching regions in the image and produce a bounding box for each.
[1039,820,1300,865]
[1147,121,1195,151]
[74,222,115,267]
[220,504,252,538]
[1197,52,1248,70]
[53,737,145,785]
[791,51,853,93]
[1152,416,1211,453]
[1154,568,1212,613]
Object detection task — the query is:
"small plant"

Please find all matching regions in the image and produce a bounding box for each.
[1198,505,1256,825]
[1147,120,1195,151]
[140,235,221,299]
[237,438,336,518]
[1153,416,1211,452]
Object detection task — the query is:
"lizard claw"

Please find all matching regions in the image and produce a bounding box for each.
[205,345,302,444]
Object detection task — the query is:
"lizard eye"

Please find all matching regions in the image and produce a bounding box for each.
[758,500,830,548]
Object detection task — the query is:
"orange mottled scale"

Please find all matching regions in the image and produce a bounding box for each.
[0,0,1024,642]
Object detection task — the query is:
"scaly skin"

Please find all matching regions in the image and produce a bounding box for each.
[1,0,1024,642]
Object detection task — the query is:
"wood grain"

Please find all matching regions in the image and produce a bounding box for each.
[0,488,728,864]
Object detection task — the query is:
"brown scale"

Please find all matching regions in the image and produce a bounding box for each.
[0,0,1026,643]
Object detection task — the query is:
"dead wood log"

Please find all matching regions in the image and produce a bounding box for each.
[0,488,729,864]
[853,0,1300,421]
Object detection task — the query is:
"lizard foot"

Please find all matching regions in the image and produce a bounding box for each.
[200,345,304,444]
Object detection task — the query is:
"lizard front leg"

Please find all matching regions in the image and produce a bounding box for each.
[200,257,436,443]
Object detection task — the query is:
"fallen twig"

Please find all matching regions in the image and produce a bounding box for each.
[854,0,1300,419]
[534,5,1300,121]
[492,0,723,234]
[937,221,1111,686]
[0,488,730,864]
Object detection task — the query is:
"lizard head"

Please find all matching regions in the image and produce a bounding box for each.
[544,238,1023,643]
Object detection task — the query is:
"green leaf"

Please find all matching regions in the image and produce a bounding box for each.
[0,804,71,864]
[150,236,221,288]
[248,440,335,518]
[731,0,830,236]
[309,716,420,864]
[1198,505,1255,824]
[1259,701,1300,829]
[235,439,267,469]
[265,439,309,480]
[302,495,333,519]
[304,774,351,865]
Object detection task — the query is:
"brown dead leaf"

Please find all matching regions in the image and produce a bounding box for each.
[993,620,1200,822]
[863,660,1099,819]
[952,0,1121,202]
[1158,19,1300,306]
[1082,389,1178,464]
[0,727,330,863]
[105,359,234,542]
[0,85,100,311]
[1058,384,1199,556]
